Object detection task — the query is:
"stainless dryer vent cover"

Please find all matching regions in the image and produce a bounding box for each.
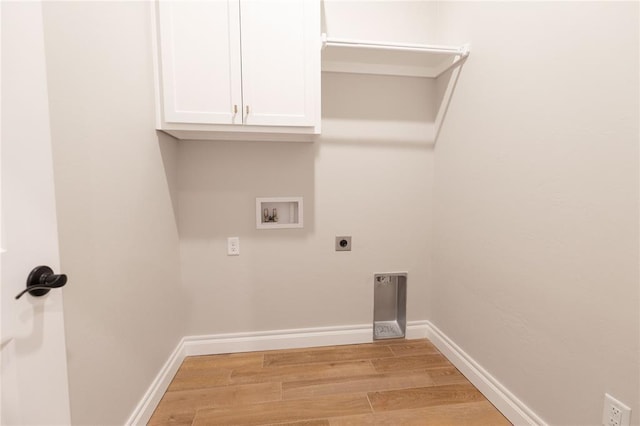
[373,273,407,340]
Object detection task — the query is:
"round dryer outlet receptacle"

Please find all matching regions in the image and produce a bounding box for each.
[335,236,352,251]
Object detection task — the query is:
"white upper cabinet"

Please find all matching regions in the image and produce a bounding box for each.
[155,0,320,141]
[240,0,315,127]
[158,1,242,125]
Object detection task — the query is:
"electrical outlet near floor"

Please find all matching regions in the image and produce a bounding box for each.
[603,393,631,426]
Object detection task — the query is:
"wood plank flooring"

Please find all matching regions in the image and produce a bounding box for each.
[148,339,511,425]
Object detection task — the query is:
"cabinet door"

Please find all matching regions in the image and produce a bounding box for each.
[158,0,242,124]
[239,0,319,127]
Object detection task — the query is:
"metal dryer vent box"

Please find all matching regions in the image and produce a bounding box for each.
[373,273,407,340]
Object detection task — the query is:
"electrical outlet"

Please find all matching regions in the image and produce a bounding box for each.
[227,237,240,256]
[603,394,631,426]
[335,236,352,251]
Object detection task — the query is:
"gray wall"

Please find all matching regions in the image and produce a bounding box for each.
[43,2,186,424]
[433,2,639,425]
[177,71,434,334]
[175,1,439,336]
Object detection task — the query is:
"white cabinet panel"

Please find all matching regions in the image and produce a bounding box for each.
[240,0,317,127]
[158,0,242,124]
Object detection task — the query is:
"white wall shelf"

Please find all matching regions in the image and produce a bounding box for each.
[256,197,303,229]
[321,34,469,78]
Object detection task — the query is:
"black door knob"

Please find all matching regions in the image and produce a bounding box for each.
[15,265,67,300]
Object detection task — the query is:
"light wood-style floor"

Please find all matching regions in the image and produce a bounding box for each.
[149,339,511,425]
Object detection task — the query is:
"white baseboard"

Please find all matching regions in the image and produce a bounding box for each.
[183,321,430,357]
[125,338,186,426]
[425,321,546,426]
[126,320,544,426]
[183,324,371,357]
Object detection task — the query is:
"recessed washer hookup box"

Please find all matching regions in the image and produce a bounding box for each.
[373,273,407,340]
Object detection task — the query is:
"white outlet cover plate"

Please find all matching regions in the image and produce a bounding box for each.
[603,393,631,426]
[227,237,240,256]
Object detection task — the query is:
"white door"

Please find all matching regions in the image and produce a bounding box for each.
[0,2,72,425]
